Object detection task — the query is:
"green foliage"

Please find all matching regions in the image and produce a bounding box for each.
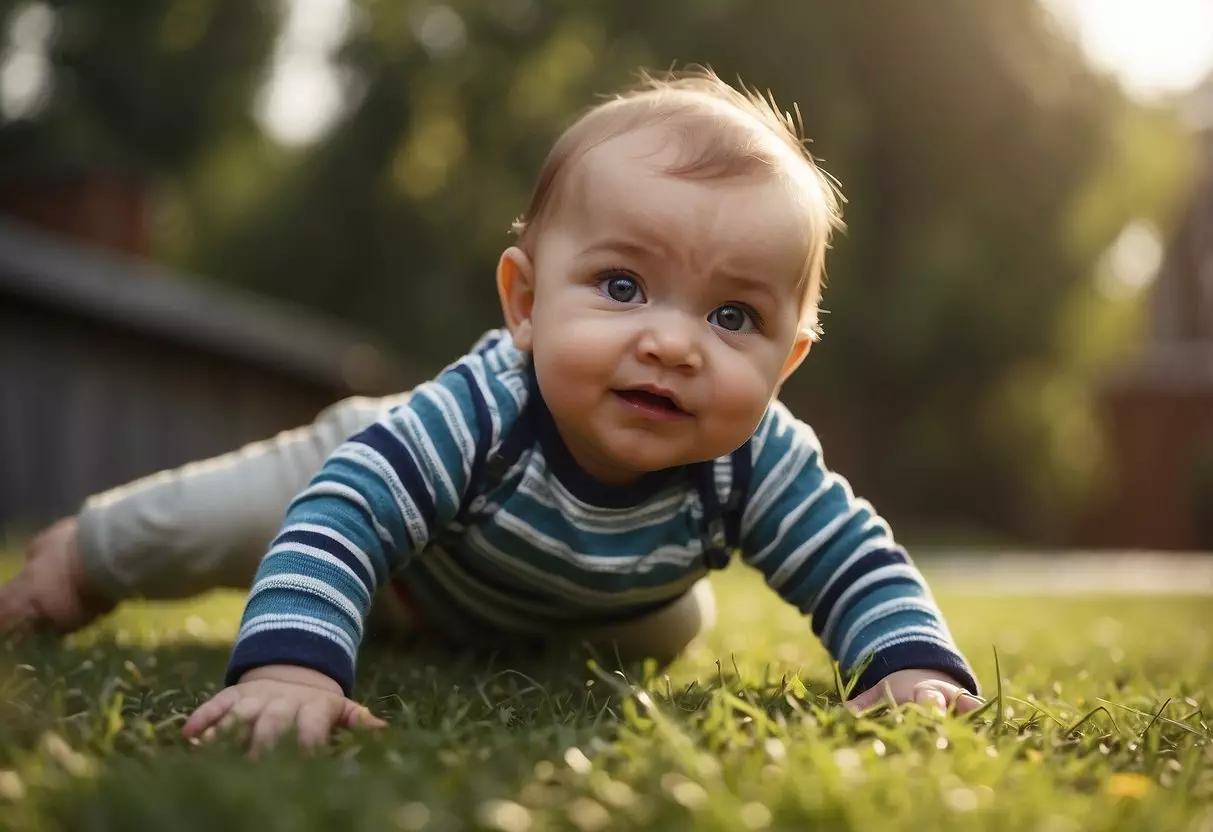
[0,0,1195,541]
[0,0,277,176]
[0,567,1210,831]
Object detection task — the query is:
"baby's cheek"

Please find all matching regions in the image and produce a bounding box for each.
[711,366,774,438]
[534,317,600,369]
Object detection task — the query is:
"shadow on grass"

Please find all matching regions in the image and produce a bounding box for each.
[0,630,840,831]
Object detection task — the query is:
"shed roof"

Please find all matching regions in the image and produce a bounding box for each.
[0,218,407,395]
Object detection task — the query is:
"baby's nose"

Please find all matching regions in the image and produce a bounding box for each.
[638,317,703,370]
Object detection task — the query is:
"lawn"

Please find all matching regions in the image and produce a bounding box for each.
[0,561,1210,831]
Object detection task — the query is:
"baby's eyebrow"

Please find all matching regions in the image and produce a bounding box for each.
[582,239,788,304]
[715,272,781,305]
[582,236,668,262]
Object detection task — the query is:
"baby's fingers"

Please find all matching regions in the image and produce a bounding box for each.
[296,700,341,751]
[952,692,985,714]
[0,591,34,634]
[912,681,984,715]
[342,702,387,730]
[913,685,948,714]
[182,688,241,739]
[220,696,267,732]
[845,683,894,715]
[249,699,300,760]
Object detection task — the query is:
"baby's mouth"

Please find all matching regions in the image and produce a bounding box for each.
[613,388,689,417]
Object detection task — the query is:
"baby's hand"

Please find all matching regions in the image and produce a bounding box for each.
[0,517,114,635]
[182,665,386,758]
[845,668,983,716]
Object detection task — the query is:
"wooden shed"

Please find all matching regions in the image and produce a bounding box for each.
[0,218,408,533]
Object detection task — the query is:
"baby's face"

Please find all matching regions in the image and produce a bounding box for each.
[523,127,814,483]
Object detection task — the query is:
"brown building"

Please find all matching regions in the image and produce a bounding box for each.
[1084,77,1213,550]
[0,217,409,534]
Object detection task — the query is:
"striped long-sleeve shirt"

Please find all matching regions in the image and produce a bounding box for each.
[226,330,977,696]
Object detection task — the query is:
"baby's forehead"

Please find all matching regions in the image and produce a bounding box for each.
[558,118,811,221]
[512,88,835,250]
[574,98,802,180]
[561,122,814,241]
[566,128,785,216]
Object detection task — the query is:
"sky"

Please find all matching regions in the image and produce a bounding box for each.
[1044,0,1213,100]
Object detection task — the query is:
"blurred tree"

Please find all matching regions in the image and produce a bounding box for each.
[0,0,279,254]
[0,0,278,176]
[0,0,1192,543]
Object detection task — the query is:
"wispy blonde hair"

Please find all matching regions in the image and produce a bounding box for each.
[511,67,845,338]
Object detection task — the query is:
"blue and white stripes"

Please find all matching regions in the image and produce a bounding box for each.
[226,330,977,696]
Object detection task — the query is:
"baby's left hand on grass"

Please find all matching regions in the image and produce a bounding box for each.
[845,668,983,716]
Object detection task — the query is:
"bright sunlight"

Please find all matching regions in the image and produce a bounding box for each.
[1045,0,1213,99]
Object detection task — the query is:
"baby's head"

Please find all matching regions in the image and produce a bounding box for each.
[495,69,844,483]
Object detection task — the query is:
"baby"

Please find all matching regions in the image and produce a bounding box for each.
[1,70,980,754]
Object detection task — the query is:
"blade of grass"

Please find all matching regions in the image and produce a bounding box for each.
[1095,698,1207,739]
[1142,697,1172,739]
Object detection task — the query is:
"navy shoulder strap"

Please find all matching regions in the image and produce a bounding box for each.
[697,440,752,570]
[725,440,752,549]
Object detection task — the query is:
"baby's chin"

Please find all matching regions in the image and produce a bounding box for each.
[598,438,744,477]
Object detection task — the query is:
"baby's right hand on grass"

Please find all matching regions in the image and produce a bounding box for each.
[181,664,386,758]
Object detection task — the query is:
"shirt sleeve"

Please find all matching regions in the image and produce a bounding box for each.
[75,393,408,602]
[739,401,979,696]
[224,363,503,695]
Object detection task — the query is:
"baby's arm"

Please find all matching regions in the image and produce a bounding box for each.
[0,394,410,635]
[739,402,979,707]
[76,393,410,601]
[184,360,506,752]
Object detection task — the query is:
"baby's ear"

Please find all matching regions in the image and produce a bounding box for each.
[778,328,813,384]
[496,247,536,351]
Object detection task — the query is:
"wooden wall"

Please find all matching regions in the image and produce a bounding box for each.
[0,294,341,532]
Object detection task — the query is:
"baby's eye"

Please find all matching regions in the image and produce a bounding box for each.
[709,303,759,333]
[598,272,646,304]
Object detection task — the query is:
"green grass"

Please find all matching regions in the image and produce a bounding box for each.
[1,564,1210,831]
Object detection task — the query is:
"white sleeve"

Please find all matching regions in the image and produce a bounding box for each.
[75,393,411,600]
